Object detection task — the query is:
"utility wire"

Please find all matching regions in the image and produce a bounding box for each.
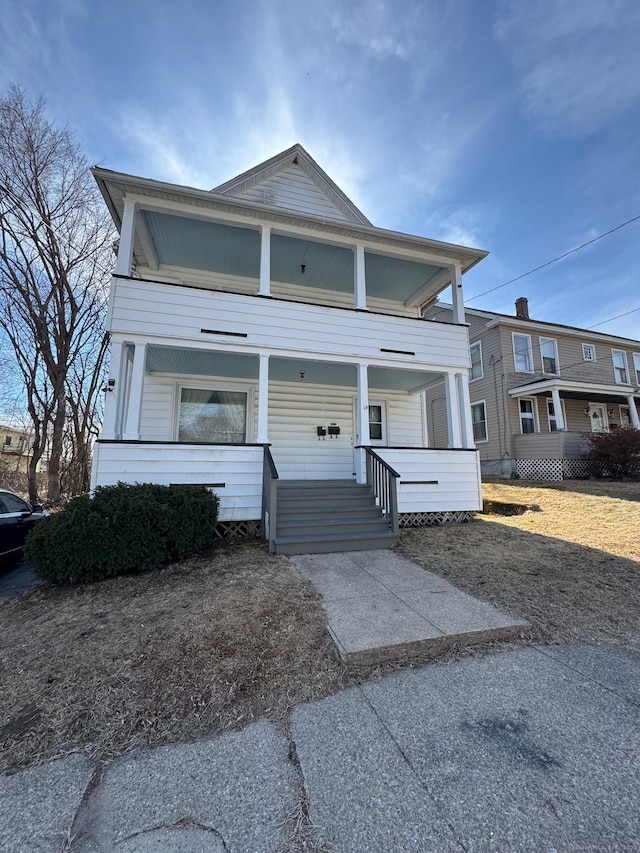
[586,305,640,329]
[464,213,640,303]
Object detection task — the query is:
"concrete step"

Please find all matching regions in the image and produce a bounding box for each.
[274,530,398,556]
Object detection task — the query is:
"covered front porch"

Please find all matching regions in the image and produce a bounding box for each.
[508,378,640,480]
[93,341,482,534]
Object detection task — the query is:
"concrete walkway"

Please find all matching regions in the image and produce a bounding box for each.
[291,549,529,663]
[2,644,640,851]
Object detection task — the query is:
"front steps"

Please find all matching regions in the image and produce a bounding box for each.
[272,479,398,555]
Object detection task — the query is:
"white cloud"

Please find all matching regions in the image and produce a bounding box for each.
[495,0,640,138]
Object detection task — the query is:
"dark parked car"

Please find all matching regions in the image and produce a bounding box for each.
[0,489,49,568]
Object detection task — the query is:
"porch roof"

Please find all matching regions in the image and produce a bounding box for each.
[508,377,640,400]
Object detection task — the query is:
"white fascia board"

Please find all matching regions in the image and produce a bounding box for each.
[92,168,488,271]
[508,379,640,397]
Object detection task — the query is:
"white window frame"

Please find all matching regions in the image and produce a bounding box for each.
[470,400,488,443]
[518,397,539,434]
[512,332,533,373]
[619,405,630,427]
[469,341,483,381]
[634,353,640,385]
[367,399,387,444]
[611,349,629,385]
[539,337,560,376]
[546,397,566,432]
[582,343,597,362]
[174,379,254,443]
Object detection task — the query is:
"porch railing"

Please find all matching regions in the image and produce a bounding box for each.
[361,446,399,536]
[262,444,279,554]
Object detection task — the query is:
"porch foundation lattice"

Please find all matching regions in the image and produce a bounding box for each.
[515,459,590,481]
[398,510,475,527]
[212,520,262,540]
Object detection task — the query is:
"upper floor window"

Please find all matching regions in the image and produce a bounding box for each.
[513,333,533,373]
[539,337,559,375]
[634,353,640,385]
[519,398,538,434]
[470,341,483,381]
[3,435,11,446]
[582,343,596,362]
[612,350,629,384]
[471,401,487,442]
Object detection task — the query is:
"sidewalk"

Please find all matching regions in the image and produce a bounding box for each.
[291,549,529,663]
[2,643,639,851]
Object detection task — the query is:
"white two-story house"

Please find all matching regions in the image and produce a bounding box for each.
[91,145,487,553]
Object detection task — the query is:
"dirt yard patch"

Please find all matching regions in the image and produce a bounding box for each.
[400,479,640,652]
[1,479,638,774]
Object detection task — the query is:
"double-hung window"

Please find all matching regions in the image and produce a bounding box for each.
[612,350,629,384]
[471,401,487,442]
[540,337,559,375]
[634,353,640,385]
[470,341,483,381]
[513,333,533,372]
[519,398,537,434]
[178,388,248,443]
[547,398,564,432]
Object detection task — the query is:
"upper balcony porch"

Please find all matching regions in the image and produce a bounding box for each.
[95,165,486,331]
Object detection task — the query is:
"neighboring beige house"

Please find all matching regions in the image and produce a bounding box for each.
[425,298,640,480]
[0,425,32,474]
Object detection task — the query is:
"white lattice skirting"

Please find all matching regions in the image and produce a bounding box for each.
[399,511,475,527]
[516,459,590,481]
[213,520,262,540]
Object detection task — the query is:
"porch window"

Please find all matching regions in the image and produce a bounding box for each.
[470,341,483,380]
[513,333,533,373]
[540,337,559,375]
[519,398,537,434]
[471,401,487,442]
[634,353,640,385]
[178,388,247,443]
[612,350,629,384]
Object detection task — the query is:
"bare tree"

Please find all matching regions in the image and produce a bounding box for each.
[0,85,113,503]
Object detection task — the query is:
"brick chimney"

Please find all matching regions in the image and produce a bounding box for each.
[515,296,529,320]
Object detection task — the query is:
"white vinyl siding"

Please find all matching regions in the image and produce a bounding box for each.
[540,337,559,375]
[471,401,487,442]
[470,341,483,380]
[612,349,629,384]
[513,333,533,373]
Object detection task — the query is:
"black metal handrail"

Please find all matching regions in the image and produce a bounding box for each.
[359,446,399,535]
[261,445,279,554]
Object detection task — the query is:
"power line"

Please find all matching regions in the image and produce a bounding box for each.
[464,213,640,303]
[586,305,640,329]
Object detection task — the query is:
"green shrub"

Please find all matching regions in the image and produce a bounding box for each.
[584,427,640,479]
[25,482,219,584]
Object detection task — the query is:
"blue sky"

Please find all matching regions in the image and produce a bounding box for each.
[1,0,640,337]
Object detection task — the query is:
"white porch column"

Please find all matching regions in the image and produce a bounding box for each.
[627,395,640,429]
[457,372,475,448]
[257,354,270,442]
[123,342,147,440]
[450,263,465,324]
[445,371,463,448]
[100,340,124,440]
[354,245,367,310]
[355,363,370,483]
[259,226,271,296]
[115,199,137,277]
[551,388,566,430]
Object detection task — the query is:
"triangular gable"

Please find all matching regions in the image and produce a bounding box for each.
[211,144,372,226]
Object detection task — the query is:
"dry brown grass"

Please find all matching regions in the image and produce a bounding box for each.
[2,478,639,775]
[0,543,349,774]
[400,478,640,652]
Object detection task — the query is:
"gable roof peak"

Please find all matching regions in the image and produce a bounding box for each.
[210,144,372,227]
